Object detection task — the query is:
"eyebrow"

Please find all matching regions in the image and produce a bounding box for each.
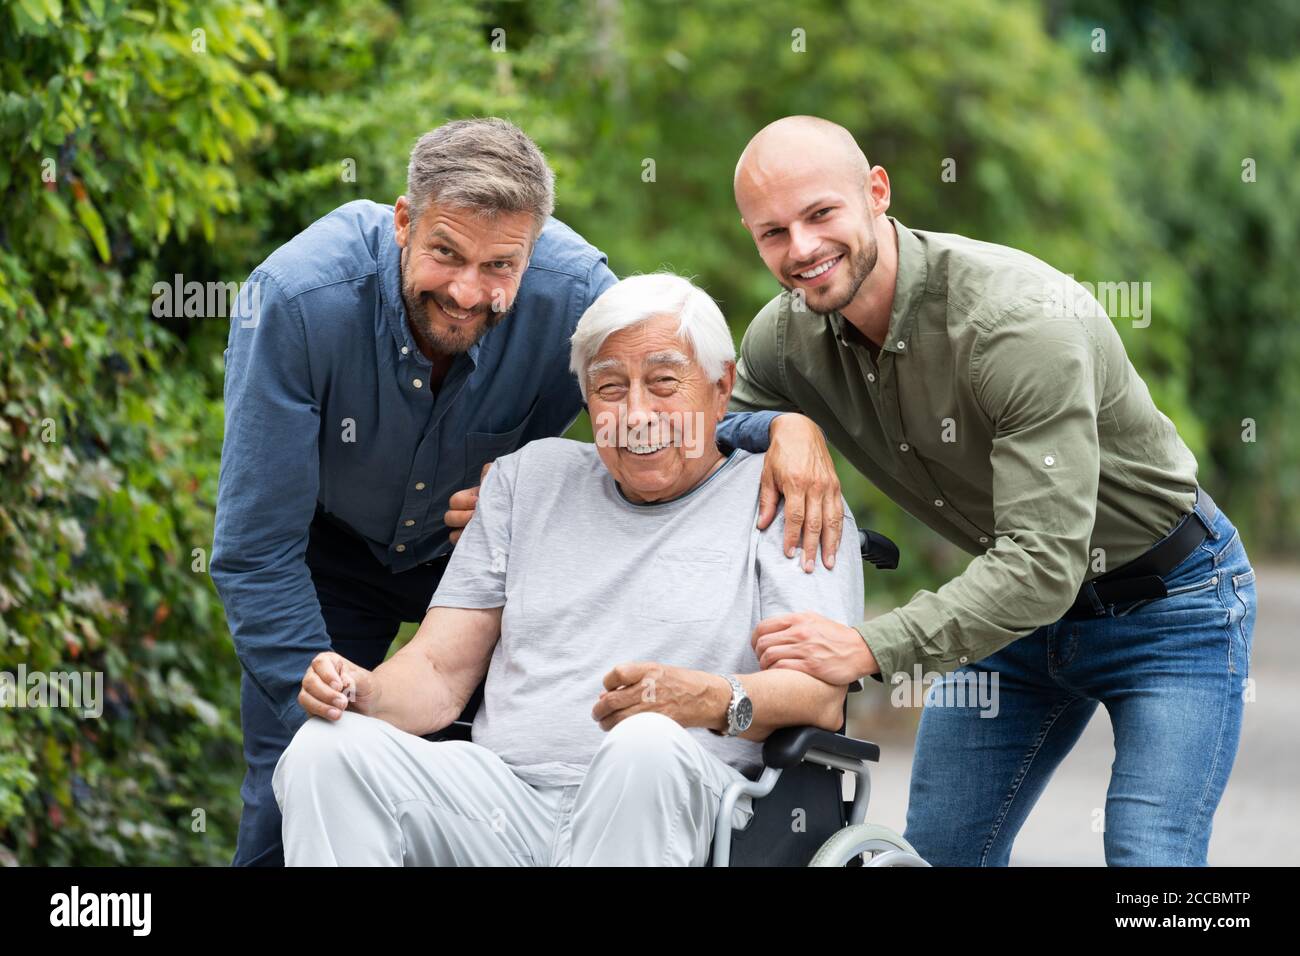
[427,228,523,262]
[586,349,692,381]
[755,197,836,230]
[586,357,623,379]
[427,228,463,254]
[644,350,691,368]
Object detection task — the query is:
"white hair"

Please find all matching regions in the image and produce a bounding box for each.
[569,273,736,399]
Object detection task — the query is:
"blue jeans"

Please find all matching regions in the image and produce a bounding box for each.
[903,500,1256,866]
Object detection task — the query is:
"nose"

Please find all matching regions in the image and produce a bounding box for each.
[445,265,483,312]
[624,380,656,425]
[623,381,668,443]
[786,221,820,265]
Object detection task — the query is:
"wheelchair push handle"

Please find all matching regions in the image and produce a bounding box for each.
[858,528,899,570]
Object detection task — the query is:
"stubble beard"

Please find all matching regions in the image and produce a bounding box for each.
[785,226,879,316]
[399,245,506,357]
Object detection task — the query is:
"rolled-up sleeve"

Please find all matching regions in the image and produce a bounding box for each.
[211,270,328,733]
[857,307,1103,680]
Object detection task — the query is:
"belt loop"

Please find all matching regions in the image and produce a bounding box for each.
[1082,581,1106,617]
[1192,487,1221,539]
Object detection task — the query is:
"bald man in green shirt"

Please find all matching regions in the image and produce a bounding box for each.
[736,116,1256,866]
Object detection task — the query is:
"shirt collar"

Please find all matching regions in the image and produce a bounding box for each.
[377,221,481,369]
[827,216,927,355]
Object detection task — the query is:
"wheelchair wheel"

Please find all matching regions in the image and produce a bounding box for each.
[808,824,929,867]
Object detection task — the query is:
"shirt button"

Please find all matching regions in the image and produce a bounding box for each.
[896,341,906,350]
[979,536,989,544]
[415,482,426,491]
[867,373,876,382]
[395,544,406,553]
[959,656,969,664]
[401,346,410,355]
[899,443,909,452]
[412,378,423,389]
[934,498,944,507]
[1044,455,1056,466]
[404,519,415,527]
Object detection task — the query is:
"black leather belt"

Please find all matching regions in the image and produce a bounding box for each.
[1064,487,1217,619]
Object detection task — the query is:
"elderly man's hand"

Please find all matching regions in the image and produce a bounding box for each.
[759,414,843,573]
[592,661,729,732]
[445,462,492,544]
[751,611,878,685]
[298,651,378,721]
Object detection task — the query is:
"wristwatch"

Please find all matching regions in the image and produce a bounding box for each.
[710,675,753,737]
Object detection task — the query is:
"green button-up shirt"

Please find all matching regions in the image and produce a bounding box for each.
[730,217,1200,681]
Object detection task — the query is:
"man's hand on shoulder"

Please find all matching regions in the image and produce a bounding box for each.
[758,414,843,573]
[445,462,492,544]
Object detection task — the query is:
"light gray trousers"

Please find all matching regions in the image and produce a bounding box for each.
[273,710,754,866]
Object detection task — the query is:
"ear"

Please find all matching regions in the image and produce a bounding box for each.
[868,166,892,218]
[394,196,412,249]
[715,361,737,421]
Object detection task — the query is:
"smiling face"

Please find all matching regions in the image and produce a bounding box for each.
[738,167,878,316]
[585,313,735,503]
[735,119,889,316]
[394,197,535,357]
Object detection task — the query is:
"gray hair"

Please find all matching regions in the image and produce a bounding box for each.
[570,273,736,400]
[406,117,556,237]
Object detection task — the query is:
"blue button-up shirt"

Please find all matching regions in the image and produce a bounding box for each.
[211,200,777,730]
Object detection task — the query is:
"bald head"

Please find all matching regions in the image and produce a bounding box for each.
[733,116,890,318]
[734,116,870,209]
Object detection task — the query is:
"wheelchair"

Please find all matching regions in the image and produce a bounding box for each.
[426,527,928,867]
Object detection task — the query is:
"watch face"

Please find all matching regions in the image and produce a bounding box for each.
[735,696,754,732]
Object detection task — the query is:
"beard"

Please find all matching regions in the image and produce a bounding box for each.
[782,226,879,316]
[399,246,507,357]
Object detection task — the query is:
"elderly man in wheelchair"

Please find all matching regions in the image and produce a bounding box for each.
[274,272,925,867]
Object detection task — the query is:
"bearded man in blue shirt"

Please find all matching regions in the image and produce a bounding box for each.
[212,117,841,866]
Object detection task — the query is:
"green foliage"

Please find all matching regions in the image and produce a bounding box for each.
[1,0,1294,864]
[0,0,528,865]
[0,0,280,863]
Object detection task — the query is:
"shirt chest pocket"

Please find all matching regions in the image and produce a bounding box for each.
[465,395,541,482]
[638,549,731,624]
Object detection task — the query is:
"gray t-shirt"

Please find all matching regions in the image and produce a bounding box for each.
[428,437,865,787]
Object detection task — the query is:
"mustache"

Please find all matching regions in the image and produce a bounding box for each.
[420,291,489,317]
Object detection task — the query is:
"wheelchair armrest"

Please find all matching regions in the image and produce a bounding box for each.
[762,725,880,768]
[421,720,472,743]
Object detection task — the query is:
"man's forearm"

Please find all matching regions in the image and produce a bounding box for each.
[706,669,846,739]
[363,605,499,736]
[715,409,782,453]
[212,550,331,734]
[362,644,461,737]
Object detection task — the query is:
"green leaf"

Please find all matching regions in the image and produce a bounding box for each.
[74,197,110,263]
